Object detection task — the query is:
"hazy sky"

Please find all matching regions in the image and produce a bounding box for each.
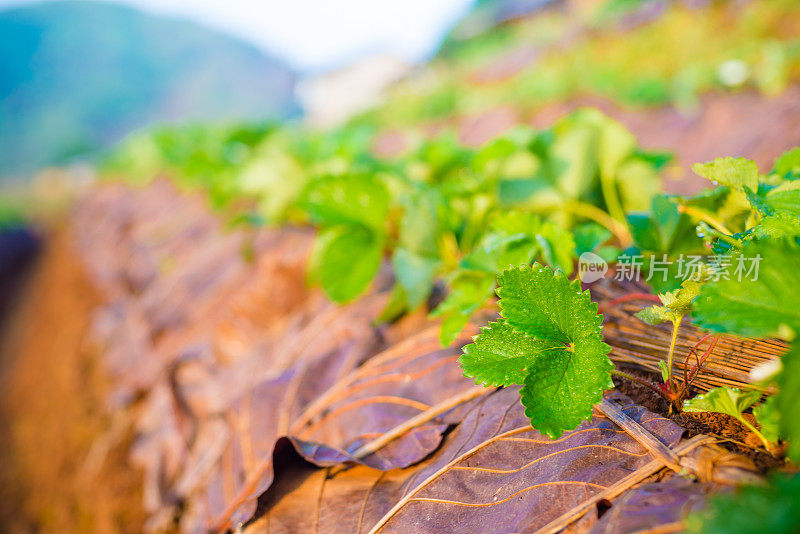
[0,0,475,71]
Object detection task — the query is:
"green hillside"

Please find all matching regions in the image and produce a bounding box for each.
[0,1,299,179]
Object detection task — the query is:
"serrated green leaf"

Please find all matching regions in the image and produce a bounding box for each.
[635,279,702,325]
[659,279,702,310]
[765,180,800,215]
[498,263,603,343]
[520,333,613,440]
[635,306,673,326]
[493,264,613,438]
[692,157,759,192]
[750,212,800,241]
[308,226,383,303]
[692,241,800,338]
[460,320,556,387]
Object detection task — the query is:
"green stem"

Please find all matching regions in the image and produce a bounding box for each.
[600,172,626,228]
[737,416,772,450]
[678,204,733,235]
[666,318,681,384]
[554,200,633,248]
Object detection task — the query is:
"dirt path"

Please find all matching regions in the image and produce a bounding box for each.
[0,229,145,533]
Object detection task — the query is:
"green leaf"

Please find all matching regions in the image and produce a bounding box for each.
[520,332,613,440]
[308,226,383,303]
[573,222,612,255]
[692,157,759,192]
[692,241,800,338]
[377,283,409,323]
[628,195,703,257]
[772,147,800,180]
[635,306,674,326]
[658,278,702,311]
[635,279,702,325]
[302,174,389,232]
[439,313,471,347]
[495,264,613,438]
[498,264,604,343]
[391,247,440,310]
[460,320,555,387]
[777,345,800,462]
[685,473,800,534]
[765,180,800,216]
[683,386,762,421]
[535,221,576,275]
[750,212,800,241]
[432,272,495,346]
[398,186,448,257]
[753,396,780,444]
[616,158,662,212]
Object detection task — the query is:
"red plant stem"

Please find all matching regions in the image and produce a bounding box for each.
[686,335,720,386]
[682,333,715,385]
[598,292,661,312]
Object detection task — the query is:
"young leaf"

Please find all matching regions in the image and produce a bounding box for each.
[634,279,702,325]
[496,264,613,438]
[683,386,771,448]
[658,360,670,382]
[692,157,759,192]
[682,386,762,419]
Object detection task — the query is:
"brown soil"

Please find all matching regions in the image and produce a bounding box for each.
[612,367,785,473]
[0,228,145,533]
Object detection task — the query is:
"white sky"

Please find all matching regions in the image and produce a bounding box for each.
[0,0,475,72]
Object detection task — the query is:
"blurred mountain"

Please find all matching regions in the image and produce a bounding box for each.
[0,0,300,179]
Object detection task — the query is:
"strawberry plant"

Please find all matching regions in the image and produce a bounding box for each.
[460,263,612,438]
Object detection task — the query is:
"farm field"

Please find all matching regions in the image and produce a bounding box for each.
[2,1,800,533]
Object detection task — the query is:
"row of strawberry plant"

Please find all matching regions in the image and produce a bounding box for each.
[107,111,800,455]
[105,110,800,528]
